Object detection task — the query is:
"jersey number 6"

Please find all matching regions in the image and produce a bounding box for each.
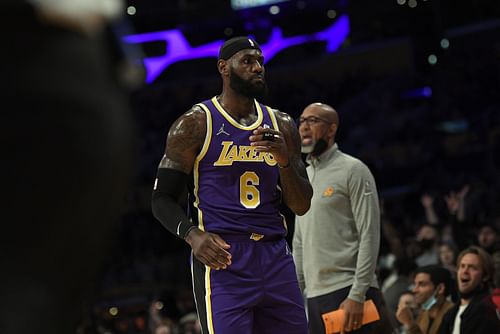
[240,171,260,209]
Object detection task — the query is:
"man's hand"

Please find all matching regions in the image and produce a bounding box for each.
[340,298,364,333]
[185,228,232,270]
[249,126,289,168]
[396,304,415,329]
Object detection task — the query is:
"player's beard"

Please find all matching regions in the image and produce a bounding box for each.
[229,68,268,100]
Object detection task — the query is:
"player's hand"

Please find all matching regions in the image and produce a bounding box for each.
[185,229,232,270]
[249,126,289,168]
[339,298,364,333]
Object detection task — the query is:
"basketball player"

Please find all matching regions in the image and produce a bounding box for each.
[152,36,312,333]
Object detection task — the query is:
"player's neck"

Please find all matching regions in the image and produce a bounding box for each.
[218,93,256,124]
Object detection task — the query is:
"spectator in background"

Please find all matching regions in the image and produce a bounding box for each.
[421,193,440,226]
[420,186,475,252]
[149,299,176,333]
[383,258,417,328]
[396,265,454,334]
[439,246,499,333]
[396,291,418,334]
[477,224,500,255]
[1,1,137,334]
[438,242,459,279]
[293,102,394,333]
[445,185,478,251]
[491,251,500,309]
[415,225,440,267]
[179,312,202,334]
[155,323,173,334]
[444,185,469,225]
[405,237,424,261]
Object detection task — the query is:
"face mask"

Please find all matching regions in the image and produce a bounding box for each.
[301,137,328,156]
[421,290,437,311]
[419,238,435,251]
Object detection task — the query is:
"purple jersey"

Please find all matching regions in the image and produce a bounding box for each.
[190,96,287,238]
[189,97,308,334]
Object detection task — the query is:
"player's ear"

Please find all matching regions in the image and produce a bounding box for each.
[217,59,228,76]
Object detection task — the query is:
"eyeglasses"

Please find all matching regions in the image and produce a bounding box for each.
[298,116,332,126]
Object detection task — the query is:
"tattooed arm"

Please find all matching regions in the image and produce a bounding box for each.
[159,106,206,173]
[152,106,232,270]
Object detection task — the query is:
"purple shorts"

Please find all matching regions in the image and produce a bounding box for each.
[191,236,308,334]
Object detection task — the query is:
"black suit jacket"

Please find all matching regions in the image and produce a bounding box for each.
[438,291,500,334]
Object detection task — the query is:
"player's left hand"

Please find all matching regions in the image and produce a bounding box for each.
[339,298,364,333]
[249,126,289,168]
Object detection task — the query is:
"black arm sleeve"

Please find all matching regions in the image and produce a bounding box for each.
[151,168,196,239]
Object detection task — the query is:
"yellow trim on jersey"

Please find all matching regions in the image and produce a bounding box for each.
[211,96,263,130]
[280,212,288,231]
[205,266,215,334]
[193,103,213,231]
[197,209,205,232]
[265,105,280,131]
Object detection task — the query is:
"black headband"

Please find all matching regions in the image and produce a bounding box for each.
[218,36,262,60]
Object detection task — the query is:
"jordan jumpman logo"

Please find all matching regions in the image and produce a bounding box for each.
[216,123,230,136]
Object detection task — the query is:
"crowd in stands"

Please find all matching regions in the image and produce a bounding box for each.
[78,26,500,334]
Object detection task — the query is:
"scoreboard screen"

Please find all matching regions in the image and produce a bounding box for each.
[231,0,289,11]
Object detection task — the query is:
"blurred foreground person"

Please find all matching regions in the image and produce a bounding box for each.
[1,1,137,333]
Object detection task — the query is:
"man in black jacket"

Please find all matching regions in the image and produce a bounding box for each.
[439,246,500,333]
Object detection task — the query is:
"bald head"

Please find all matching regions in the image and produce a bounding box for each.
[303,103,339,126]
[299,102,339,156]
